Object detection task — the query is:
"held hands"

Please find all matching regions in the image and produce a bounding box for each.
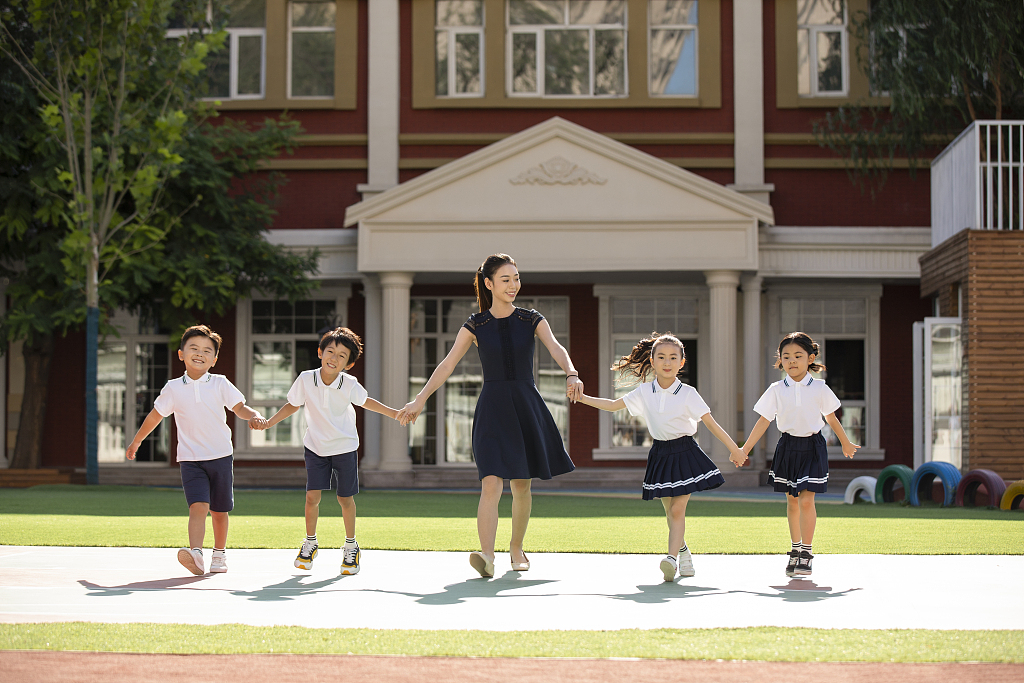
[729,447,748,468]
[565,376,583,403]
[397,398,424,427]
[249,416,268,430]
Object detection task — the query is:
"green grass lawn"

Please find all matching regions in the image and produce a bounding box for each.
[1,485,1021,554]
[1,623,1021,662]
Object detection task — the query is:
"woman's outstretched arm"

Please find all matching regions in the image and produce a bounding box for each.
[535,319,583,403]
[397,327,475,426]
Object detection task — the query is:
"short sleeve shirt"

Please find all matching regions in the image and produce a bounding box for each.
[153,373,245,461]
[753,374,841,437]
[287,369,368,456]
[621,380,710,441]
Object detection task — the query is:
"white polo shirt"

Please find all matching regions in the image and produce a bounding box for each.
[753,374,842,437]
[621,379,710,441]
[153,373,245,462]
[287,369,368,456]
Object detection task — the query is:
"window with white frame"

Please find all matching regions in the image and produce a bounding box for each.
[408,297,569,465]
[167,0,266,100]
[609,297,698,447]
[97,317,172,465]
[649,0,698,97]
[797,0,846,97]
[436,0,485,97]
[779,298,866,447]
[248,300,342,449]
[289,1,336,98]
[507,0,626,97]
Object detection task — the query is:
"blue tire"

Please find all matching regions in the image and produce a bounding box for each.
[909,462,962,507]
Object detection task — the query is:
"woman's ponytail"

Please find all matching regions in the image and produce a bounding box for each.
[473,253,516,312]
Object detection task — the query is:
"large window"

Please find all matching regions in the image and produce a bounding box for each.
[408,297,569,465]
[97,317,172,465]
[167,0,266,100]
[609,297,699,447]
[779,297,866,448]
[797,0,846,97]
[507,0,627,97]
[248,299,340,449]
[289,1,336,98]
[436,0,485,97]
[649,0,698,96]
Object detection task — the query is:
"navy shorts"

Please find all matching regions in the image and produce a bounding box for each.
[180,455,234,512]
[304,448,359,498]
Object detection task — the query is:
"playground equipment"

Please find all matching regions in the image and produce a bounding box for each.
[874,465,914,503]
[844,476,877,504]
[1000,480,1024,511]
[908,461,962,507]
[954,469,1007,508]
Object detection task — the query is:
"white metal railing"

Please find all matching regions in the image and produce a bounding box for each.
[931,120,1024,248]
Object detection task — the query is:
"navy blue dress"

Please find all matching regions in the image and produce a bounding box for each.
[462,307,575,481]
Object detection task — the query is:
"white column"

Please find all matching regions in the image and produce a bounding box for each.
[741,275,765,470]
[728,0,773,205]
[360,275,383,470]
[359,0,400,200]
[704,270,741,465]
[379,272,413,472]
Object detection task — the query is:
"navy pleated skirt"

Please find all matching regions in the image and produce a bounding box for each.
[642,435,724,500]
[767,431,829,497]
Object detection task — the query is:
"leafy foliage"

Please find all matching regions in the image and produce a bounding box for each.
[814,0,1024,190]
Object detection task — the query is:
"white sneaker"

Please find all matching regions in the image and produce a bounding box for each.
[341,542,360,575]
[177,548,204,575]
[659,554,678,582]
[210,550,228,573]
[678,548,695,578]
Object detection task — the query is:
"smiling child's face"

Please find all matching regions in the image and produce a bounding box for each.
[651,341,684,384]
[319,341,354,375]
[178,335,218,377]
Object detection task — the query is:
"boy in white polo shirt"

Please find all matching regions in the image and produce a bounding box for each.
[127,324,262,576]
[253,327,399,575]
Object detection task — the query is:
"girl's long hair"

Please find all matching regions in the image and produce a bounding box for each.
[474,253,516,312]
[775,331,826,372]
[613,333,687,386]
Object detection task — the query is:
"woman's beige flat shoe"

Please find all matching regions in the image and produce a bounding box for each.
[469,552,495,578]
[511,552,530,572]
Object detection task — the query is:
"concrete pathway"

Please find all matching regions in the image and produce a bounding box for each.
[1,546,1021,631]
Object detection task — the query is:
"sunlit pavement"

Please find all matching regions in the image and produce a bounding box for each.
[1,546,1021,630]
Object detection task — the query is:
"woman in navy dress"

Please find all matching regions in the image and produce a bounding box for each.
[398,254,582,577]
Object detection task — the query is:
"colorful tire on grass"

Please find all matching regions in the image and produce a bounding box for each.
[908,461,962,507]
[874,465,914,503]
[955,469,1008,507]
[1000,480,1024,511]
[844,476,877,504]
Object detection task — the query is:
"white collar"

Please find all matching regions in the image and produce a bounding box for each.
[782,374,814,388]
[314,370,344,390]
[651,379,683,395]
[182,372,212,385]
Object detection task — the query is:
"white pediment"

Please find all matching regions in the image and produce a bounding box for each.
[345,117,773,273]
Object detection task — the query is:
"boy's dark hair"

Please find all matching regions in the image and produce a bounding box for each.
[612,332,687,386]
[320,327,362,364]
[180,324,222,355]
[775,332,826,373]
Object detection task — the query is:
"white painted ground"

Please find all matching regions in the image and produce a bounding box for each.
[1,546,1021,631]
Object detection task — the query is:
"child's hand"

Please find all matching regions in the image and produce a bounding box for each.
[842,441,859,458]
[126,442,139,461]
[565,376,583,403]
[249,416,267,430]
[397,399,422,426]
[729,448,748,468]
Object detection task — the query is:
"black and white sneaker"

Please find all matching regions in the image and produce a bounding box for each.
[294,539,318,570]
[341,542,360,575]
[794,550,813,576]
[785,550,800,577]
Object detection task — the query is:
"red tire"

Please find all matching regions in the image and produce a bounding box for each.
[954,469,1008,507]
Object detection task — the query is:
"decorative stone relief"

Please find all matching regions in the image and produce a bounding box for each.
[509,156,607,186]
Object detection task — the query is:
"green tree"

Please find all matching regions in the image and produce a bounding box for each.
[814,0,1024,189]
[0,1,318,471]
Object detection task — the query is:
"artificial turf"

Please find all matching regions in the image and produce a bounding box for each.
[0,623,1021,662]
[1,485,1021,554]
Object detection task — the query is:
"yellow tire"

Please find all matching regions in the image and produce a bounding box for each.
[999,480,1024,511]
